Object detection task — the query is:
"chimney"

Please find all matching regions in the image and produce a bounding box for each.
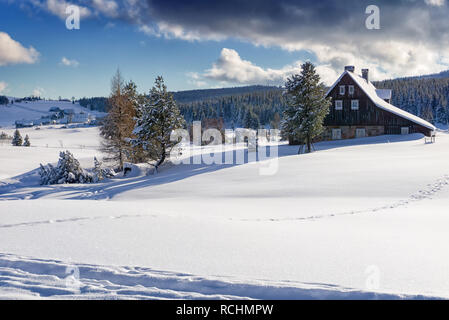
[344,66,355,73]
[362,69,369,82]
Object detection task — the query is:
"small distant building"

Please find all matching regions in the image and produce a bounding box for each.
[15,120,34,128]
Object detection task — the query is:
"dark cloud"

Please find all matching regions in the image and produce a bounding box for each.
[19,0,449,79]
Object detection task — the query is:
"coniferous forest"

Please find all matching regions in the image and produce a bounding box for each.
[374,77,449,125]
[78,74,449,128]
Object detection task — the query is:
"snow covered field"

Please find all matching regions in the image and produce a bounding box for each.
[1,120,449,299]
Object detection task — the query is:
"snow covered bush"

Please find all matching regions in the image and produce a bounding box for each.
[39,151,93,185]
[92,157,115,182]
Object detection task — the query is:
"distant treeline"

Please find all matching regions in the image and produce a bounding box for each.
[78,97,110,112]
[78,86,286,128]
[78,76,449,127]
[0,96,45,105]
[177,87,285,129]
[0,96,8,105]
[374,77,449,124]
[172,85,281,103]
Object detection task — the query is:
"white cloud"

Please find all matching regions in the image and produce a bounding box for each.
[138,25,159,37]
[186,72,207,87]
[0,81,8,94]
[36,0,91,19]
[203,48,337,86]
[92,0,118,17]
[425,0,445,6]
[204,48,297,85]
[60,57,79,67]
[32,87,45,97]
[138,22,226,42]
[0,32,40,66]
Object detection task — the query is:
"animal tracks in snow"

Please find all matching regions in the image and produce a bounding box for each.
[240,174,449,223]
[0,213,158,229]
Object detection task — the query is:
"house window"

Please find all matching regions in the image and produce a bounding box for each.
[332,128,342,140]
[356,128,366,138]
[349,85,354,95]
[335,100,343,110]
[401,127,410,135]
[351,100,359,110]
[339,85,345,95]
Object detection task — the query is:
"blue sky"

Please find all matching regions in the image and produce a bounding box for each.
[0,1,311,98]
[1,0,449,99]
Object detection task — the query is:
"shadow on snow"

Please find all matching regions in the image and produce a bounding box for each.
[0,134,424,201]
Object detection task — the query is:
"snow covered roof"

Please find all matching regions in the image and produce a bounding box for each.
[326,71,436,131]
[375,89,392,101]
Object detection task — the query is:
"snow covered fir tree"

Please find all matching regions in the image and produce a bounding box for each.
[23,135,30,147]
[12,129,23,146]
[131,76,185,171]
[282,62,331,153]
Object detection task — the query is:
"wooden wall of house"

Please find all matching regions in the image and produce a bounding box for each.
[325,73,431,136]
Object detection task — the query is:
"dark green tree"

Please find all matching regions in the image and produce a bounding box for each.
[282,62,331,153]
[243,107,260,129]
[12,129,23,146]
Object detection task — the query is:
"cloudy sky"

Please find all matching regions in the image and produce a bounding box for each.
[1,0,449,98]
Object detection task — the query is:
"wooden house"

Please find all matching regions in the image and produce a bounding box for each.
[323,66,435,140]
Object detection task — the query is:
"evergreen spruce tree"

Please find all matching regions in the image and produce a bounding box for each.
[243,107,260,129]
[23,134,31,147]
[132,76,185,171]
[12,129,23,146]
[282,62,331,153]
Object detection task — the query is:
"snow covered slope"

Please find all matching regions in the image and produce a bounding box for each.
[0,100,105,128]
[1,127,449,299]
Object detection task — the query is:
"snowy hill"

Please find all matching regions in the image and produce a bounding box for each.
[1,126,449,298]
[0,100,106,128]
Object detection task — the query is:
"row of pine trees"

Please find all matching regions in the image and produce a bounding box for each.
[102,63,329,165]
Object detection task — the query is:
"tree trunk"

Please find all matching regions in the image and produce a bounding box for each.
[119,149,124,171]
[306,135,311,153]
[154,151,166,174]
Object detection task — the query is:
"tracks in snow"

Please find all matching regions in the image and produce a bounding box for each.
[0,253,431,300]
[239,174,449,222]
